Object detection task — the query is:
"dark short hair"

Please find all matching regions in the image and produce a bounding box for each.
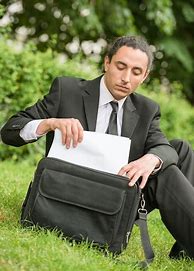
[106,36,154,71]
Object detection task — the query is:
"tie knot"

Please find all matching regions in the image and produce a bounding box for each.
[110,101,118,113]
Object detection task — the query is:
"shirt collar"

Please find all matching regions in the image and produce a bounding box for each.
[99,76,127,111]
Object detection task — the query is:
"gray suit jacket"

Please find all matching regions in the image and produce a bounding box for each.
[1,76,178,170]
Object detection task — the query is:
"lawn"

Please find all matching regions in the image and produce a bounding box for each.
[0,160,193,271]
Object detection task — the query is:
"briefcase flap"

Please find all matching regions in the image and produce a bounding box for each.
[39,168,127,215]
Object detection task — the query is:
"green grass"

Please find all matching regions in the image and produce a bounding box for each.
[0,160,194,271]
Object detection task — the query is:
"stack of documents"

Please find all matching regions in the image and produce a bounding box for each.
[48,129,131,174]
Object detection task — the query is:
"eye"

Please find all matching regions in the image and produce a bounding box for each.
[132,68,142,76]
[116,63,126,70]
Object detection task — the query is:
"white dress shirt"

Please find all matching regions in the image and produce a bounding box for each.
[95,76,127,136]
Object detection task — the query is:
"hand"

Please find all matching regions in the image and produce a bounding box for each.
[118,154,161,189]
[36,118,84,148]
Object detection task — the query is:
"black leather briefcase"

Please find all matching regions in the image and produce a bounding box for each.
[21,157,154,264]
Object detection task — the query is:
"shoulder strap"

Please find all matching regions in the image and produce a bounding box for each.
[135,193,155,269]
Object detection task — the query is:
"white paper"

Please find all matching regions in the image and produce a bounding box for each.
[48,129,131,174]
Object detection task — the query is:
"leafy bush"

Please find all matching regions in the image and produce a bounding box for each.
[140,80,194,147]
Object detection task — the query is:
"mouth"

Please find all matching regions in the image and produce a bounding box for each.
[115,84,130,92]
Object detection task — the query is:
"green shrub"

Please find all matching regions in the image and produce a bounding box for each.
[139,80,194,147]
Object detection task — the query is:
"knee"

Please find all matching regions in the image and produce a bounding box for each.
[170,139,192,152]
[170,139,193,161]
[170,138,184,149]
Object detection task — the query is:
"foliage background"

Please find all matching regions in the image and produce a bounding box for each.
[0,0,194,102]
[0,1,194,162]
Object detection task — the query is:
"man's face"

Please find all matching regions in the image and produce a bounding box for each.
[104,46,149,100]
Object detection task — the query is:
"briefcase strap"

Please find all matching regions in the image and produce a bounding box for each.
[135,193,155,268]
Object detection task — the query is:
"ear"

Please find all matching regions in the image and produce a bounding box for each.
[141,70,150,84]
[104,56,111,72]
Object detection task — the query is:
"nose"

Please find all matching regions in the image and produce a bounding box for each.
[121,70,131,84]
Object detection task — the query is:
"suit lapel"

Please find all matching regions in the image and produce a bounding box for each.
[121,95,139,138]
[82,76,139,136]
[82,76,101,131]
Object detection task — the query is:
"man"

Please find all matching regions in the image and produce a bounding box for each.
[1,35,194,259]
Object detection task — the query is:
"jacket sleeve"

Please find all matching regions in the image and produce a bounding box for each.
[0,77,61,147]
[145,104,179,170]
[148,144,179,171]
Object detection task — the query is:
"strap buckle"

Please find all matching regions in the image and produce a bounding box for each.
[138,193,148,219]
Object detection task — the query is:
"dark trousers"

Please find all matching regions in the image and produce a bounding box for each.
[144,139,194,257]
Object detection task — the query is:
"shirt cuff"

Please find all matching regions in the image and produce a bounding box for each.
[19,119,45,142]
[151,155,163,175]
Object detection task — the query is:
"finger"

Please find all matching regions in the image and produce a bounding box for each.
[128,172,141,187]
[77,121,84,143]
[71,120,79,148]
[139,174,149,189]
[65,124,73,149]
[71,119,84,147]
[126,167,139,180]
[118,164,132,175]
[60,126,67,145]
[78,124,84,143]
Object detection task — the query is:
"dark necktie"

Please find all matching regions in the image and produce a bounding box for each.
[106,101,118,135]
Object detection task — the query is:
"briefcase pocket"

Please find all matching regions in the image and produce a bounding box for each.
[30,168,127,246]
